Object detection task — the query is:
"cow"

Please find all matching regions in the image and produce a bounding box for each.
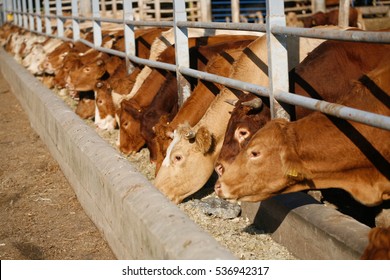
[361,226,390,260]
[214,62,390,207]
[41,41,85,75]
[154,33,390,204]
[300,8,358,28]
[117,36,257,156]
[153,35,270,204]
[151,45,253,174]
[67,28,169,90]
[64,28,168,122]
[215,39,390,179]
[75,90,95,120]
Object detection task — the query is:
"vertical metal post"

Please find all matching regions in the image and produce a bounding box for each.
[12,0,19,26]
[28,0,34,30]
[231,0,239,23]
[71,0,80,41]
[55,0,64,37]
[200,0,211,22]
[312,0,326,13]
[266,0,290,120]
[123,0,136,73]
[35,0,42,32]
[173,0,191,107]
[17,0,22,26]
[92,0,102,47]
[112,0,117,16]
[155,0,161,21]
[79,0,91,17]
[2,0,7,25]
[339,0,350,28]
[43,0,51,35]
[22,0,28,28]
[139,0,144,20]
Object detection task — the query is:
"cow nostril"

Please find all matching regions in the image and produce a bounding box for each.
[214,181,222,195]
[215,163,224,177]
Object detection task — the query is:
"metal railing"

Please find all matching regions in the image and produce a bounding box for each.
[1,0,390,131]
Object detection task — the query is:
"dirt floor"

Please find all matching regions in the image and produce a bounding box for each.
[0,73,116,260]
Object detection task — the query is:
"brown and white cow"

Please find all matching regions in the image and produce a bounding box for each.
[151,44,254,174]
[117,36,257,156]
[215,62,390,206]
[214,39,390,178]
[153,35,269,204]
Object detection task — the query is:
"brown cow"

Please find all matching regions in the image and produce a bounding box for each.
[143,40,255,163]
[215,39,390,178]
[66,27,168,92]
[152,46,252,174]
[301,8,358,28]
[140,72,179,161]
[361,226,390,260]
[117,36,257,156]
[153,35,270,204]
[215,62,390,206]
[94,65,142,131]
[75,90,95,120]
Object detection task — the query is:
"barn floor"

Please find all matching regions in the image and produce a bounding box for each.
[0,72,116,260]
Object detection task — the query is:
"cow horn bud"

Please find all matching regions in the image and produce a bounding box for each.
[184,130,196,140]
[241,98,263,109]
[224,99,238,106]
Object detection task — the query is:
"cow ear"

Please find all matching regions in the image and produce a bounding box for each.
[195,126,213,154]
[281,144,312,181]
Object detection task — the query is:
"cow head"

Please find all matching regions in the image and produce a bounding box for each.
[117,99,145,155]
[23,44,45,74]
[152,115,175,173]
[41,41,73,74]
[215,93,271,177]
[154,123,215,204]
[75,90,96,120]
[94,81,117,131]
[215,119,312,202]
[66,59,107,92]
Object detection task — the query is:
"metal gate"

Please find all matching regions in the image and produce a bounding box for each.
[1,0,390,130]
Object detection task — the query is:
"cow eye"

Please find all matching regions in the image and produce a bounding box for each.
[250,150,261,158]
[84,67,90,72]
[173,155,182,163]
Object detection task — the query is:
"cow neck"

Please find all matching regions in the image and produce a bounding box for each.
[194,87,237,145]
[290,114,389,206]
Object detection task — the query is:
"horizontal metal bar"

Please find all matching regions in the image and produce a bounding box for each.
[272,26,390,43]
[177,21,267,32]
[275,90,390,131]
[178,66,269,97]
[179,67,390,131]
[33,30,73,42]
[128,55,177,72]
[60,14,174,28]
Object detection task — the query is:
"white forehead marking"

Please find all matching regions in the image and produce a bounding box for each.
[162,129,181,167]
